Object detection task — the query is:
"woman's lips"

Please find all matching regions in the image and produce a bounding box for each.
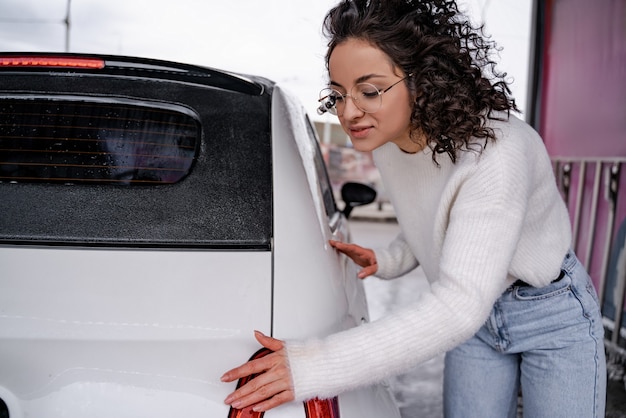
[349,126,372,139]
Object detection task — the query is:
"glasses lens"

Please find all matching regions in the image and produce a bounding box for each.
[319,88,341,115]
[353,83,382,113]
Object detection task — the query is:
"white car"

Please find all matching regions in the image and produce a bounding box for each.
[0,53,400,418]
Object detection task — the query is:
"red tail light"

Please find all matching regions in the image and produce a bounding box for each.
[304,397,340,418]
[229,348,340,418]
[0,56,105,69]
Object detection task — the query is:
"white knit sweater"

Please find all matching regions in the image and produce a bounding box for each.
[285,113,572,401]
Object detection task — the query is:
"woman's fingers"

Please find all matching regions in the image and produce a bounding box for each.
[221,332,284,383]
[329,240,363,260]
[226,363,294,411]
[249,387,295,412]
[221,355,266,383]
[358,264,378,279]
[254,330,284,351]
[329,239,352,253]
[225,362,286,402]
[330,240,377,276]
[222,331,294,411]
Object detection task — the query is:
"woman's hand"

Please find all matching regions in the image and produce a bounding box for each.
[221,331,294,412]
[329,239,378,279]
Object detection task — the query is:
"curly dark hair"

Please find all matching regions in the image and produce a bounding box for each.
[323,0,518,163]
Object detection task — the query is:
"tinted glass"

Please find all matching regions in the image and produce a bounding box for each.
[0,97,199,185]
[305,116,337,218]
[0,77,272,249]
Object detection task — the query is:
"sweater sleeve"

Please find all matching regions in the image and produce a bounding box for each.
[285,131,539,402]
[373,232,419,279]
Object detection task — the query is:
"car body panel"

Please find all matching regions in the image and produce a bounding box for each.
[271,86,370,337]
[272,86,354,338]
[0,53,401,418]
[0,247,271,417]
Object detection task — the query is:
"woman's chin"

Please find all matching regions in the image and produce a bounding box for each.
[349,139,381,153]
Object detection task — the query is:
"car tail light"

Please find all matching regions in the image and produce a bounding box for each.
[229,348,340,418]
[0,56,105,69]
[303,397,340,418]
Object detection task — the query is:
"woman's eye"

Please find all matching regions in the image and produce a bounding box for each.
[360,89,379,98]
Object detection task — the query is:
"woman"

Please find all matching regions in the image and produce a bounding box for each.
[222,0,607,416]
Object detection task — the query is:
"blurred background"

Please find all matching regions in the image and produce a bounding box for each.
[0,0,533,120]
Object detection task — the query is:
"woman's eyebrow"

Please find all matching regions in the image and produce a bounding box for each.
[330,73,387,88]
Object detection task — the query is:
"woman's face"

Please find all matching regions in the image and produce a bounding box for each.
[327,38,419,153]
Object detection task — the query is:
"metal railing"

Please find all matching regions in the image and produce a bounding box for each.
[552,157,626,372]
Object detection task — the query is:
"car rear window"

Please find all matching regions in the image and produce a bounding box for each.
[0,70,272,249]
[0,97,199,185]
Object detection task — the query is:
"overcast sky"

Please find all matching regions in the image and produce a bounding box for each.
[0,0,533,120]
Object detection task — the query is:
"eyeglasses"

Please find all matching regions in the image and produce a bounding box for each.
[317,73,413,116]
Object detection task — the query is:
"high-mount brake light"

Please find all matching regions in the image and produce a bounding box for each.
[228,348,340,418]
[0,56,105,69]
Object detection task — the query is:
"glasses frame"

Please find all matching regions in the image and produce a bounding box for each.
[317,73,413,116]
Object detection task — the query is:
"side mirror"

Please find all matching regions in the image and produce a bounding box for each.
[341,182,377,219]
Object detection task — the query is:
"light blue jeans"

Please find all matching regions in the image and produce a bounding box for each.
[444,251,606,418]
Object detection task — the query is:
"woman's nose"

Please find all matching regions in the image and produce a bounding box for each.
[341,96,364,119]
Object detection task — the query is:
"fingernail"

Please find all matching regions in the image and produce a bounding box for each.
[224,395,233,404]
